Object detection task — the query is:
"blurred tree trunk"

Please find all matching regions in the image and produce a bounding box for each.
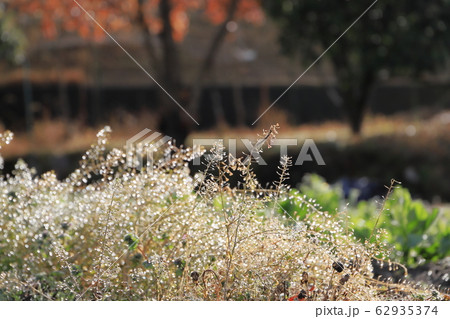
[257,84,270,127]
[341,71,375,135]
[188,0,240,127]
[134,0,187,143]
[136,0,160,74]
[78,84,88,124]
[157,0,188,144]
[22,59,33,134]
[159,0,181,93]
[135,0,242,143]
[232,84,246,126]
[329,38,376,135]
[57,62,69,122]
[211,88,226,127]
[90,43,102,126]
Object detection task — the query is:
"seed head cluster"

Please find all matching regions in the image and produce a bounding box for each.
[0,127,442,300]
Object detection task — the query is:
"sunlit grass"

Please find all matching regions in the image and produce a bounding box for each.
[0,127,445,300]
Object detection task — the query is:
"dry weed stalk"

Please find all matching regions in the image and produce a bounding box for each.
[0,126,442,301]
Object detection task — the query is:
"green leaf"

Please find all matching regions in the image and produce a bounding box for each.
[175,268,183,277]
[423,208,439,230]
[406,234,423,248]
[124,234,139,251]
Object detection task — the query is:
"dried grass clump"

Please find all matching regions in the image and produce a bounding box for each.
[0,126,443,300]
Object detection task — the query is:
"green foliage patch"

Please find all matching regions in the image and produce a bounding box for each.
[279,174,449,266]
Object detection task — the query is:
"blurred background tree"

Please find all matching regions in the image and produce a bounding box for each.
[0,5,31,132]
[0,6,25,64]
[2,1,450,202]
[265,0,450,134]
[9,0,263,142]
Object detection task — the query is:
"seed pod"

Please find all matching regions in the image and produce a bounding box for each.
[92,290,103,301]
[348,259,360,270]
[190,271,199,282]
[42,230,49,239]
[131,253,143,265]
[275,283,285,294]
[298,289,307,300]
[339,274,350,285]
[174,258,184,268]
[174,259,181,266]
[332,261,344,273]
[348,259,354,269]
[301,271,309,285]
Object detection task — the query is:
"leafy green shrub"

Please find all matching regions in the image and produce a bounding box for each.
[384,188,440,265]
[282,174,449,267]
[298,174,343,214]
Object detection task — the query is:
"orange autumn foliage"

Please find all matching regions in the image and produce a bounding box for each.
[11,0,264,41]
